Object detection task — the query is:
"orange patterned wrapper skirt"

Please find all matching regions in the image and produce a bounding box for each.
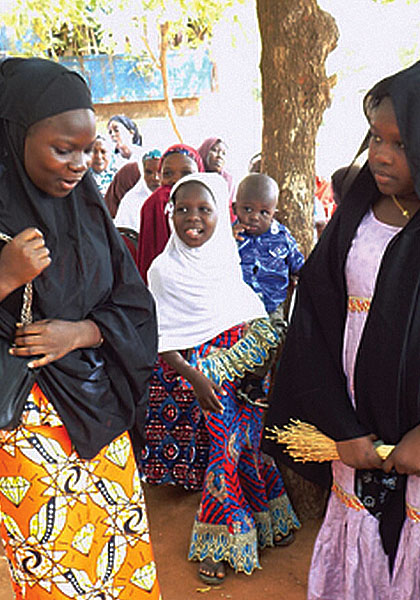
[0,383,161,599]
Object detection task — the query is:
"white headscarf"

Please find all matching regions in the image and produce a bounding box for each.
[148,172,267,352]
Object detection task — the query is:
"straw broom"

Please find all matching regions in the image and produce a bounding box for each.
[266,419,394,463]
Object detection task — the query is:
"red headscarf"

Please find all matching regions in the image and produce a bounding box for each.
[136,144,205,282]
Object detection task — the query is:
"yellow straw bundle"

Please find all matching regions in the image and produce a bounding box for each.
[266,419,394,463]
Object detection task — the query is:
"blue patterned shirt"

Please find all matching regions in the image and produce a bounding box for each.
[236,220,304,313]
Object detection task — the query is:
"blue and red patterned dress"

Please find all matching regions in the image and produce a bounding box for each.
[186,319,301,574]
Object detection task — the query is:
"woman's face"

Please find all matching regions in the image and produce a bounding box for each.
[91,138,111,174]
[24,108,96,198]
[368,97,415,200]
[206,141,227,173]
[143,158,160,192]
[173,182,217,247]
[108,119,133,152]
[160,153,198,187]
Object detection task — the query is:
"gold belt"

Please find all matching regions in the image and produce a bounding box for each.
[348,296,371,313]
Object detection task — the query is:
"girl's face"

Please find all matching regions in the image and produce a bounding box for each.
[368,97,415,200]
[206,141,227,173]
[173,182,217,248]
[108,119,133,151]
[91,138,111,174]
[143,158,160,192]
[24,108,96,198]
[160,153,198,187]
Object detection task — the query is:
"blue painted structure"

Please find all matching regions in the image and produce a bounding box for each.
[0,23,213,105]
[60,50,213,103]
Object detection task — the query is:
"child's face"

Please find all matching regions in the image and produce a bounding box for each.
[234,193,277,236]
[173,182,217,248]
[160,153,198,187]
[143,158,160,192]
[368,97,415,199]
[91,139,111,174]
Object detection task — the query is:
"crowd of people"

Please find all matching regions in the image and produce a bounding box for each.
[1,53,419,600]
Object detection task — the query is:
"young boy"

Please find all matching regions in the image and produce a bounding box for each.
[233,173,304,331]
[232,173,304,409]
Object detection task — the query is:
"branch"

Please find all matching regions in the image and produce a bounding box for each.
[159,21,183,143]
[141,20,161,69]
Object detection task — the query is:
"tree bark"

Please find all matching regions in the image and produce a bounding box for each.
[257,0,338,257]
[257,0,338,520]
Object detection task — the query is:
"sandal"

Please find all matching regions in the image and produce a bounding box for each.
[274,531,295,547]
[198,557,226,585]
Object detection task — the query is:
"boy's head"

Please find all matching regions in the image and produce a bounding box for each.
[234,173,278,236]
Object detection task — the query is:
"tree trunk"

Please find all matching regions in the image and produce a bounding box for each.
[257,0,338,520]
[257,0,338,257]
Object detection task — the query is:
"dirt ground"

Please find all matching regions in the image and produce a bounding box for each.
[144,483,321,600]
[0,483,321,600]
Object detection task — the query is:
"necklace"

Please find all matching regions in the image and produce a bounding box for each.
[391,195,410,220]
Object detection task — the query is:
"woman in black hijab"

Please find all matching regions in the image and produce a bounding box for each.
[264,61,420,599]
[0,57,160,599]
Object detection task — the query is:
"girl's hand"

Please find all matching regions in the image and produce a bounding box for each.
[0,228,51,297]
[382,425,420,475]
[336,434,383,469]
[189,370,225,415]
[10,319,102,368]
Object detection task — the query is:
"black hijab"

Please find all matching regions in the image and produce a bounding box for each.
[0,57,157,459]
[264,60,420,567]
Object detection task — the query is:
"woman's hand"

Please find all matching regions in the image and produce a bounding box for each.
[0,228,51,299]
[189,370,225,415]
[336,434,383,470]
[10,319,102,368]
[382,425,420,475]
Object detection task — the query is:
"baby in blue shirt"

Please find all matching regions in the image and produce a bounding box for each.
[234,173,304,325]
[233,173,304,407]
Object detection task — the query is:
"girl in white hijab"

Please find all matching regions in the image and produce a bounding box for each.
[147,173,300,584]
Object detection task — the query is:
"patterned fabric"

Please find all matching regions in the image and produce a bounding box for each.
[236,220,304,313]
[332,481,364,511]
[0,384,161,600]
[348,295,371,313]
[188,325,300,575]
[140,359,210,491]
[192,318,279,387]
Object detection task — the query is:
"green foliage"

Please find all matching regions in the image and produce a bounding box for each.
[0,0,114,57]
[0,0,246,58]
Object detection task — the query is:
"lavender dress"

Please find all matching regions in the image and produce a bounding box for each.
[308,209,420,600]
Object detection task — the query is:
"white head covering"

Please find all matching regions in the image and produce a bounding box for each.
[148,172,267,352]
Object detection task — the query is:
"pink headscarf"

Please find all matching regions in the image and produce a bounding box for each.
[198,137,233,190]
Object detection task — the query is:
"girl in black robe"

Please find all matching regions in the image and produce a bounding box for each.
[264,60,420,599]
[0,57,160,599]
